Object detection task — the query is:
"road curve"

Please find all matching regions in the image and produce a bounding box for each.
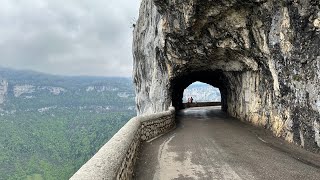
[134,106,320,180]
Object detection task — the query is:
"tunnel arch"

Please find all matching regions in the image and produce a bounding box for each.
[170,70,230,112]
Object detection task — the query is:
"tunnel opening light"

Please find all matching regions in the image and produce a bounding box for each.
[183,81,221,103]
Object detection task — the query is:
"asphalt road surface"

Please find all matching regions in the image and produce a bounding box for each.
[134,106,320,180]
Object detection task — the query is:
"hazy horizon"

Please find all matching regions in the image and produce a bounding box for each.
[0,66,133,78]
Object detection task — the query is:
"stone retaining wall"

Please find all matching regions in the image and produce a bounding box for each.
[70,107,175,180]
[183,102,222,108]
[140,107,175,141]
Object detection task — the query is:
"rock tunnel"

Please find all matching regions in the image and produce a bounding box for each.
[133,0,320,153]
[171,70,228,111]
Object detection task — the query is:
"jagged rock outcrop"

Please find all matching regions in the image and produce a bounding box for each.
[39,86,66,95]
[133,0,320,152]
[13,85,35,97]
[0,79,8,104]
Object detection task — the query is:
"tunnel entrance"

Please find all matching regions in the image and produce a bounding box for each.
[171,70,229,112]
[183,81,221,108]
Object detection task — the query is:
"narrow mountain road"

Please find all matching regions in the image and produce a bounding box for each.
[134,106,320,180]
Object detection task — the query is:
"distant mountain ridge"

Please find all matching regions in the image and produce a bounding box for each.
[0,66,131,89]
[0,67,135,110]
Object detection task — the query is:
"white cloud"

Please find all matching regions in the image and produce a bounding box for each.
[0,0,140,77]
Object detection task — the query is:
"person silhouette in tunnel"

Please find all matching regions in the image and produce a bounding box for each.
[190,97,193,103]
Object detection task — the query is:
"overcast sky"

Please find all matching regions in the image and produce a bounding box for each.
[0,0,141,77]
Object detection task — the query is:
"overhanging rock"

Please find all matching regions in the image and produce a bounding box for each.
[133,0,320,153]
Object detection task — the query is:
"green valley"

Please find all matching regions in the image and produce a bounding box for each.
[0,68,136,180]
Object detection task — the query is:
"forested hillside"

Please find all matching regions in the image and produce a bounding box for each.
[0,68,136,180]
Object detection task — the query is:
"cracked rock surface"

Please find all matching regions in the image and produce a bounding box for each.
[133,0,320,152]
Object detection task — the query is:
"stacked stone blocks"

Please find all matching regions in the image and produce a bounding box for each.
[70,107,175,180]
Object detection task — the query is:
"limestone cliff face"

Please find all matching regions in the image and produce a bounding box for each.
[133,0,320,152]
[0,79,8,104]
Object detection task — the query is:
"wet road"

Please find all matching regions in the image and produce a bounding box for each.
[134,106,320,180]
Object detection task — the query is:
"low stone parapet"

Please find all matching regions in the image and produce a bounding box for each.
[140,107,175,141]
[70,107,175,180]
[183,102,221,108]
